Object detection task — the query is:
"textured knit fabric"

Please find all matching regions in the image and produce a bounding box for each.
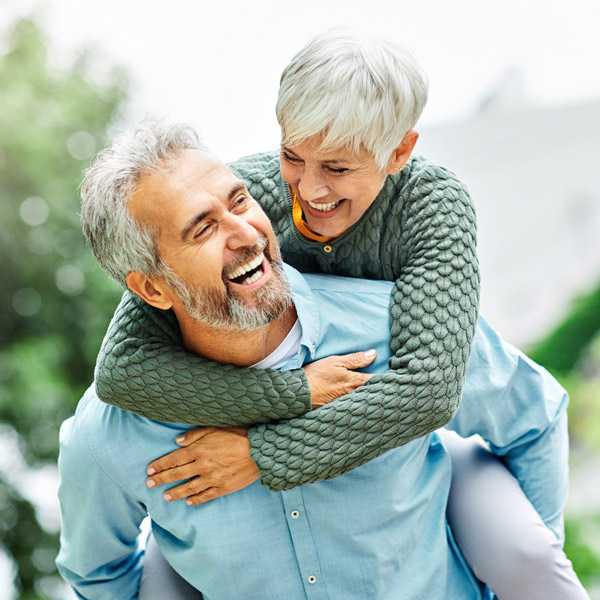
[94,151,480,490]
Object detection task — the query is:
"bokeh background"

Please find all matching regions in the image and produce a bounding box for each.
[1,0,599,598]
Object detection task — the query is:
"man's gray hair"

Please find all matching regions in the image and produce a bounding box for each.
[276,28,429,169]
[81,118,206,287]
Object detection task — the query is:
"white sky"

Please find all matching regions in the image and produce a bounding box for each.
[3,0,600,161]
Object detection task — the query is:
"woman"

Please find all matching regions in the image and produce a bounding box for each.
[95,29,587,598]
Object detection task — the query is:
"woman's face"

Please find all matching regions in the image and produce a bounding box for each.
[280,139,394,238]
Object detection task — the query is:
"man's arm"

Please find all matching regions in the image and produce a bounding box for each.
[445,316,570,541]
[56,407,148,598]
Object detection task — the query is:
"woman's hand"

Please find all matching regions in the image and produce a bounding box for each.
[304,350,376,408]
[146,427,259,505]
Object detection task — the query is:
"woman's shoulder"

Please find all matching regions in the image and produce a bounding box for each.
[385,154,472,214]
[403,154,467,189]
[227,150,281,181]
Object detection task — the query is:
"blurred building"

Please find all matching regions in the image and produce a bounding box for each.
[418,75,600,348]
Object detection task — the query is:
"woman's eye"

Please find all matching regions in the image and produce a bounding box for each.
[324,166,348,175]
[282,152,301,163]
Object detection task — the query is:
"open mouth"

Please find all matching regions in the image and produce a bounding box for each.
[306,199,344,212]
[226,252,265,285]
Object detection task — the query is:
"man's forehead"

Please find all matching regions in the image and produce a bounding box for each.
[129,150,237,220]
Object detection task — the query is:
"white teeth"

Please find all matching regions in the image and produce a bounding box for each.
[227,252,264,280]
[241,270,263,285]
[307,199,343,212]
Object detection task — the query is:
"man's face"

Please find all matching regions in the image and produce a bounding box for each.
[129,149,291,330]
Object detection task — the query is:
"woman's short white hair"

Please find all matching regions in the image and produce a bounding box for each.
[80,118,205,288]
[276,28,429,169]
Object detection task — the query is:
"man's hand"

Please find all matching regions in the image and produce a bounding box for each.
[146,427,259,505]
[304,350,376,408]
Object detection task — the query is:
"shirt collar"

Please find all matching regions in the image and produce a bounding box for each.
[283,263,320,363]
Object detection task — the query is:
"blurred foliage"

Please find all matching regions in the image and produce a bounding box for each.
[528,284,600,590]
[564,515,600,589]
[0,17,127,598]
[528,280,600,375]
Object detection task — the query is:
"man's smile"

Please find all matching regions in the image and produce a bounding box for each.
[226,252,267,286]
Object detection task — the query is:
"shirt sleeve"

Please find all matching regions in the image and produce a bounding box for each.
[94,291,311,426]
[445,317,570,541]
[56,414,148,599]
[248,167,480,491]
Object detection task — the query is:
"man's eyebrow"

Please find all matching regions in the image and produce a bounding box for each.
[181,209,211,242]
[180,182,247,242]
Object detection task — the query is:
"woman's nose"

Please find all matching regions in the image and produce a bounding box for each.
[297,168,330,201]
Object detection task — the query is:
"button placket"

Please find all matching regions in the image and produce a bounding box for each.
[281,489,327,599]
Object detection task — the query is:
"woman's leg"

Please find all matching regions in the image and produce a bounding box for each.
[139,531,203,600]
[441,429,589,600]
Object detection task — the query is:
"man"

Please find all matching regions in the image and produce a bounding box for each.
[57,119,570,599]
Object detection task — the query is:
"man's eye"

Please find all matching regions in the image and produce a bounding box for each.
[194,223,213,239]
[233,195,249,209]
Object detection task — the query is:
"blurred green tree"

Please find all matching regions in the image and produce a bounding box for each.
[527,282,600,591]
[529,281,600,375]
[0,17,127,598]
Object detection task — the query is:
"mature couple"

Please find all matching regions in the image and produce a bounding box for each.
[56,30,588,599]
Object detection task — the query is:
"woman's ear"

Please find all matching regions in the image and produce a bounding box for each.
[387,130,419,174]
[126,271,174,310]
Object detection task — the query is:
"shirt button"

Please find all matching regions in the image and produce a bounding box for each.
[308,575,317,584]
[291,510,300,519]
[323,245,332,253]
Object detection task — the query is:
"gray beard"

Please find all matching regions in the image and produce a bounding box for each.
[164,240,292,331]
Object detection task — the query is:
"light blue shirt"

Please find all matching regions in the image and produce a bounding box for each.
[56,266,569,599]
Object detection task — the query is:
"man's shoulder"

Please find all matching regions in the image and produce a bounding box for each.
[59,385,110,474]
[302,272,395,296]
[59,386,152,472]
[284,266,394,361]
[60,386,191,468]
[285,264,394,300]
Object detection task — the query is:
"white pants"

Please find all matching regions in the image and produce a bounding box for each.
[139,433,589,600]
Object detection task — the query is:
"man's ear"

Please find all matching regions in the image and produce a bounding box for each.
[126,271,174,310]
[386,130,419,174]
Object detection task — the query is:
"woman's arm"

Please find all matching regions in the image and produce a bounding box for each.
[97,159,478,491]
[95,291,311,426]
[247,166,480,490]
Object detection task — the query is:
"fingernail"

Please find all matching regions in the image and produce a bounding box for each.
[186,499,193,506]
[176,435,185,443]
[147,479,156,488]
[164,493,172,501]
[147,467,155,475]
[364,349,376,357]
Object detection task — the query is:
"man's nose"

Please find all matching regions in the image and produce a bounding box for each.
[297,168,330,201]
[226,213,260,249]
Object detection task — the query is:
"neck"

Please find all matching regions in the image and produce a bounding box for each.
[176,305,298,367]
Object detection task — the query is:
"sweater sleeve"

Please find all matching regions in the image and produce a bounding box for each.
[248,167,480,491]
[94,292,311,426]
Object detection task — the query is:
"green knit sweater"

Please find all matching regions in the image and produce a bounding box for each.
[95,151,480,491]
